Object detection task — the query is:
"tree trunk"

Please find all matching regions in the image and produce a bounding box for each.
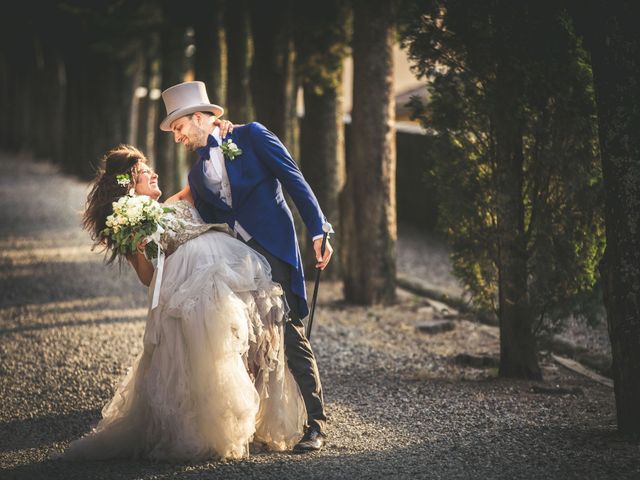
[1,7,37,152]
[300,83,345,278]
[135,52,152,151]
[155,15,187,195]
[249,0,296,149]
[13,43,34,153]
[145,51,162,164]
[50,50,66,167]
[0,52,7,148]
[32,38,49,159]
[35,42,66,164]
[225,0,253,123]
[341,0,396,304]
[62,56,81,173]
[579,1,640,435]
[63,52,101,177]
[86,54,125,177]
[294,0,350,277]
[494,125,541,379]
[128,51,145,147]
[493,59,541,380]
[193,0,226,105]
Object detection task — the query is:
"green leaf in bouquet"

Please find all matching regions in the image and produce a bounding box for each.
[144,241,158,260]
[132,231,144,247]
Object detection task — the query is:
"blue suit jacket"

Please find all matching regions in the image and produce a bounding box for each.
[188,122,326,318]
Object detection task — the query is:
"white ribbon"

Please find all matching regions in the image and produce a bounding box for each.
[147,224,165,310]
[150,248,164,310]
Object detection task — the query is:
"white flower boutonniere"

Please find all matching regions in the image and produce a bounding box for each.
[220,139,243,160]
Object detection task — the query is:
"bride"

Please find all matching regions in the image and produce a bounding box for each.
[63,143,305,461]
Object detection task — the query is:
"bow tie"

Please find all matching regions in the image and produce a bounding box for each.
[196,134,219,160]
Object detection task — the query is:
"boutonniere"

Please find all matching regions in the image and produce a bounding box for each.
[220,139,243,160]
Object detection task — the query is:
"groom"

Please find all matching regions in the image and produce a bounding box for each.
[160,81,332,453]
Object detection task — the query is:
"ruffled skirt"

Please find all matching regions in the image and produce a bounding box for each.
[63,231,305,461]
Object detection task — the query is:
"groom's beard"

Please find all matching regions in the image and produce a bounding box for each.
[186,127,208,152]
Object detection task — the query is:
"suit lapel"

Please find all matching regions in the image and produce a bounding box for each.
[222,131,244,207]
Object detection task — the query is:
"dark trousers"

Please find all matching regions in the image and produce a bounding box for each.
[245,238,327,434]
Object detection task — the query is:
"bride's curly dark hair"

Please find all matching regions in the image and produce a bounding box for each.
[82,145,148,264]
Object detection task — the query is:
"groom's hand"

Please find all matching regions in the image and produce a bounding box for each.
[314,238,333,270]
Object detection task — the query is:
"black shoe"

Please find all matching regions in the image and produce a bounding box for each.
[292,427,325,453]
[249,440,267,454]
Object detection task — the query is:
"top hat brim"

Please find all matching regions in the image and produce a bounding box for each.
[160,104,224,131]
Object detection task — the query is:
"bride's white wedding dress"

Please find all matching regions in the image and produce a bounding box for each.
[63,200,305,461]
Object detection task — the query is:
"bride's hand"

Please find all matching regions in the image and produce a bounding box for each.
[129,241,154,286]
[136,239,149,256]
[165,185,193,205]
[214,118,238,138]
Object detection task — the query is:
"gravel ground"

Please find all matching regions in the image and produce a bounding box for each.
[1,152,638,480]
[397,222,612,361]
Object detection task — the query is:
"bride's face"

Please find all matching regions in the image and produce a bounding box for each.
[134,162,161,200]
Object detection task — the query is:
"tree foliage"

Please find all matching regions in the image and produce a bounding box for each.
[294,1,352,95]
[400,0,605,335]
[570,0,640,435]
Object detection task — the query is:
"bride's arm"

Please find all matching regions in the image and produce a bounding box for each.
[127,249,155,287]
[165,184,194,205]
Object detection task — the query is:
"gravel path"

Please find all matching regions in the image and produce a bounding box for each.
[1,152,638,479]
[397,218,612,361]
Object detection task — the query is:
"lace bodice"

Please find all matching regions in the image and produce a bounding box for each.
[160,200,233,256]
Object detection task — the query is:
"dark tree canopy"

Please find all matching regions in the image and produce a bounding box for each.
[400,0,604,378]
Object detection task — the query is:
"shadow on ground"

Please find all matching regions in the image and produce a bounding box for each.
[3,422,637,480]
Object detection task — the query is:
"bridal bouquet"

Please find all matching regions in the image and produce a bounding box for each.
[101,195,173,260]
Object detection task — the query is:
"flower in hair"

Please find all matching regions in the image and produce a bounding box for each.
[116,173,131,187]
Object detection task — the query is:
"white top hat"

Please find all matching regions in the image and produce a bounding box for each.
[159,81,224,131]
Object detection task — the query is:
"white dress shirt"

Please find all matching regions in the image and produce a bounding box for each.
[202,127,252,241]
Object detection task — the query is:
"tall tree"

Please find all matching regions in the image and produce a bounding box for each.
[491,3,542,379]
[54,0,147,176]
[249,0,297,149]
[401,0,604,379]
[342,0,397,304]
[154,0,190,194]
[294,1,351,277]
[193,0,226,105]
[0,0,161,177]
[132,49,152,150]
[572,0,640,435]
[225,0,253,123]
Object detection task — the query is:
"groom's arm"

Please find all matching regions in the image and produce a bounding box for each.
[248,122,334,269]
[248,123,325,237]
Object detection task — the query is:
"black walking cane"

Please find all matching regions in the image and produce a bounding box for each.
[306,222,333,340]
